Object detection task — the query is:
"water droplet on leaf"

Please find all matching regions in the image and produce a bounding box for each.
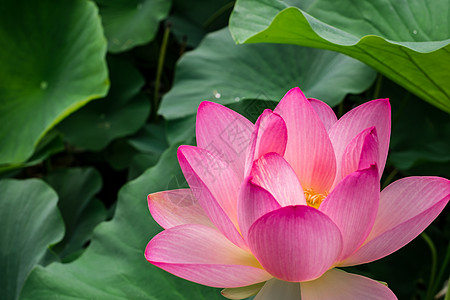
[213,90,221,99]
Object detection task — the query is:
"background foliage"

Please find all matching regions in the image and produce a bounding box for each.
[0,0,449,299]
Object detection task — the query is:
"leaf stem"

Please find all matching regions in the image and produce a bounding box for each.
[45,156,52,173]
[203,1,235,29]
[372,73,383,99]
[153,22,171,120]
[445,277,450,300]
[422,232,438,300]
[337,100,344,118]
[381,168,398,189]
[433,242,450,298]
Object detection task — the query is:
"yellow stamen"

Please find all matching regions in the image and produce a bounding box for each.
[304,189,328,209]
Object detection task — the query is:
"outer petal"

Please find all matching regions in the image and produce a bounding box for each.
[342,177,450,266]
[245,109,287,175]
[248,205,343,282]
[254,278,300,300]
[274,87,336,192]
[308,98,337,132]
[178,146,246,248]
[238,178,281,240]
[340,127,379,181]
[196,101,254,178]
[320,165,379,262]
[148,189,214,229]
[329,99,390,185]
[300,269,397,300]
[250,153,307,206]
[146,224,271,288]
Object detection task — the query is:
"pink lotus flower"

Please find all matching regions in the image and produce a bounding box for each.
[145,87,450,299]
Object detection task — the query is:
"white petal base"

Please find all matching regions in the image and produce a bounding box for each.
[254,278,301,300]
[300,269,397,299]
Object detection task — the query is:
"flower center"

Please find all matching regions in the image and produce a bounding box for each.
[304,189,328,209]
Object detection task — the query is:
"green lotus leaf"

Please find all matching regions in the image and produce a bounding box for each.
[0,131,64,173]
[57,57,150,151]
[0,0,108,165]
[103,139,140,171]
[168,0,233,47]
[229,0,450,113]
[96,0,172,53]
[19,144,223,300]
[44,168,105,260]
[128,153,161,180]
[0,179,64,300]
[128,123,169,154]
[383,79,450,177]
[159,28,376,120]
[60,199,107,263]
[166,115,196,145]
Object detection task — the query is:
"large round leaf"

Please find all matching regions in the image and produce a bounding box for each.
[168,0,232,47]
[0,179,64,300]
[44,168,105,260]
[19,145,224,300]
[229,0,450,113]
[57,57,150,151]
[159,28,376,120]
[128,123,169,155]
[0,131,64,173]
[0,0,108,165]
[95,0,172,53]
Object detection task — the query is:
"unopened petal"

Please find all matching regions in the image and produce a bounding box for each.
[245,109,287,175]
[341,177,450,266]
[300,269,397,299]
[329,99,390,185]
[320,165,379,262]
[148,189,214,229]
[146,224,271,288]
[248,205,342,282]
[274,87,336,192]
[250,153,306,206]
[196,101,254,178]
